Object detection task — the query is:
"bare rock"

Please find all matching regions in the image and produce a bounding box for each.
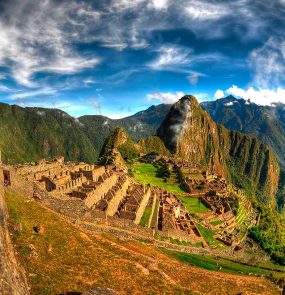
[33,224,44,234]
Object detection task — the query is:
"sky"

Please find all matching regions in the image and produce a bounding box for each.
[0,0,285,118]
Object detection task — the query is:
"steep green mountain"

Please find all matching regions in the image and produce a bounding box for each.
[157,95,280,205]
[0,103,98,164]
[157,95,284,264]
[0,102,170,164]
[98,128,170,166]
[78,104,171,157]
[201,96,285,210]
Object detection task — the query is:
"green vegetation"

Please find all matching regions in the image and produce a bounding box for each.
[177,197,210,214]
[156,236,202,247]
[118,139,139,163]
[161,248,285,278]
[132,163,185,194]
[210,220,223,226]
[196,224,225,248]
[139,205,152,227]
[249,206,285,266]
[137,136,170,156]
[0,104,98,164]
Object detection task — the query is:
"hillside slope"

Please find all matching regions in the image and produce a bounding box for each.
[157,95,280,204]
[202,96,285,209]
[5,189,281,295]
[0,103,98,164]
[0,103,170,164]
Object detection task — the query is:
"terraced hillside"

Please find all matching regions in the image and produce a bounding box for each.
[5,189,282,295]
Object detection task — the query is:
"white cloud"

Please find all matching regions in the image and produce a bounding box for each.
[148,46,191,70]
[147,91,185,104]
[187,73,199,85]
[148,0,169,10]
[0,0,100,87]
[220,85,285,105]
[83,77,97,85]
[0,84,17,92]
[104,113,132,119]
[186,1,231,20]
[249,38,285,88]
[214,89,225,99]
[9,87,57,100]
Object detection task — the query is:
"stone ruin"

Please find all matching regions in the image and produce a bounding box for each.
[2,157,151,228]
[2,155,246,247]
[154,188,206,246]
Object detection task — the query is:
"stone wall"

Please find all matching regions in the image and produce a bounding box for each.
[134,187,151,225]
[84,174,118,208]
[0,167,29,294]
[105,177,130,216]
[2,165,33,198]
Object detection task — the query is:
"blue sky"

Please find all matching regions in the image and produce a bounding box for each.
[0,0,285,117]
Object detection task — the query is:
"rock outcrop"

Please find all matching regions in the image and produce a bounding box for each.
[0,167,29,294]
[157,95,280,203]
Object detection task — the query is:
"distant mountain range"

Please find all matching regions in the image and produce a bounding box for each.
[0,102,170,164]
[201,96,285,169]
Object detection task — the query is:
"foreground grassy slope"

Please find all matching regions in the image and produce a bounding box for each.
[5,189,281,295]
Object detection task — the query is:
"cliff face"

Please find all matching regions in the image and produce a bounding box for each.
[157,95,280,202]
[219,126,280,200]
[157,96,227,177]
[0,168,29,294]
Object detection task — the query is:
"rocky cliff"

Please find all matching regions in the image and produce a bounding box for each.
[157,95,280,203]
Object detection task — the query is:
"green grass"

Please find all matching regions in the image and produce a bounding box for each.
[196,224,225,248]
[150,198,159,228]
[210,220,224,226]
[132,163,185,194]
[177,197,210,214]
[139,205,152,227]
[160,248,284,277]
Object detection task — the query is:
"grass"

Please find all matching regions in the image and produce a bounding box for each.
[210,220,224,226]
[177,197,210,214]
[4,189,187,295]
[150,198,159,228]
[5,189,283,294]
[161,248,285,277]
[139,205,152,227]
[196,224,225,248]
[157,237,203,248]
[132,163,185,194]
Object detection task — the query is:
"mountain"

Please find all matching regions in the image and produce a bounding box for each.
[98,127,170,166]
[158,95,280,205]
[78,104,171,157]
[201,96,285,209]
[0,103,98,164]
[201,96,285,168]
[0,103,170,164]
